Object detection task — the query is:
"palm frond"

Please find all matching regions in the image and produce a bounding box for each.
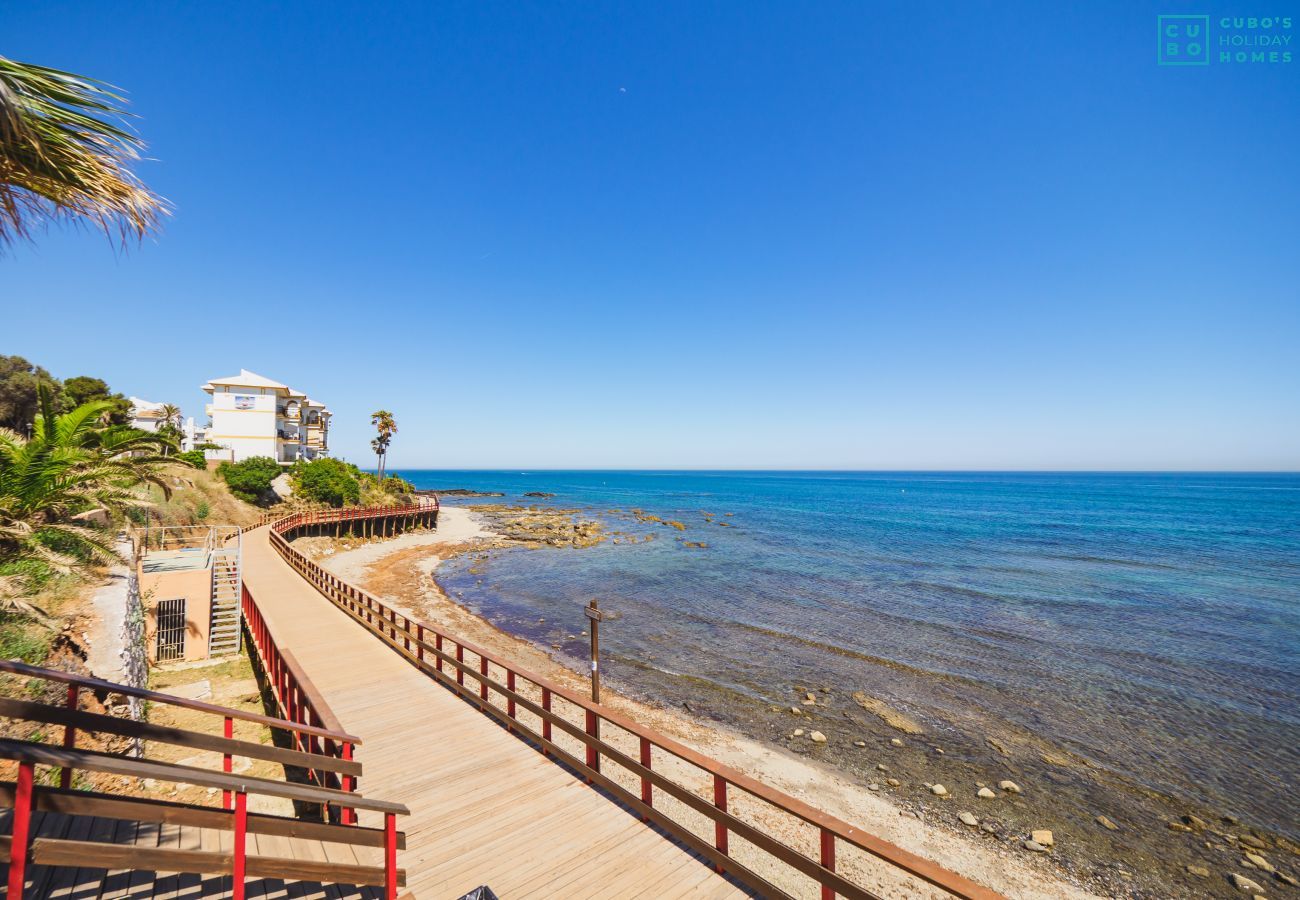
[0,56,168,250]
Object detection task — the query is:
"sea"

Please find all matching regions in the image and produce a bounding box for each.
[389,470,1300,839]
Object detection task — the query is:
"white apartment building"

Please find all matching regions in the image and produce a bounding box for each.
[127,397,169,433]
[199,369,330,465]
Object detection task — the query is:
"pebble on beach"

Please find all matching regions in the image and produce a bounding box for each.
[890,738,904,747]
[1185,865,1209,877]
[1095,815,1119,831]
[977,787,996,799]
[1023,840,1048,852]
[959,812,979,826]
[930,784,948,796]
[793,728,805,737]
[810,730,827,743]
[1231,873,1265,893]
[1031,830,1054,847]
[999,780,1022,793]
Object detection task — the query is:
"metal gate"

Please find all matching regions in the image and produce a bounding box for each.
[156,598,186,662]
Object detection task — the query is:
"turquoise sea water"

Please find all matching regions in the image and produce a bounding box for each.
[392,470,1300,837]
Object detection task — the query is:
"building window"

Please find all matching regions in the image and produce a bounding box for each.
[156,598,186,661]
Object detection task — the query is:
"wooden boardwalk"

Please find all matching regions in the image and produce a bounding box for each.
[241,525,751,900]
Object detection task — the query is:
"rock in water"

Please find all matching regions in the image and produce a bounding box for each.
[1095,815,1119,831]
[810,731,827,743]
[930,784,948,796]
[890,738,904,747]
[1022,840,1047,852]
[1244,853,1274,873]
[959,812,979,826]
[999,780,1022,794]
[1185,865,1209,877]
[1031,830,1054,847]
[977,787,996,799]
[1231,873,1265,893]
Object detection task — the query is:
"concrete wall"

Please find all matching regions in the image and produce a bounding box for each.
[139,566,212,663]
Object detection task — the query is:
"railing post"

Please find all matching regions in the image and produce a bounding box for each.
[714,774,728,870]
[436,634,443,673]
[342,741,356,825]
[456,645,464,686]
[384,812,398,900]
[222,715,234,809]
[542,688,552,754]
[233,790,247,900]
[479,655,489,703]
[820,827,836,900]
[640,736,652,816]
[7,761,34,899]
[585,709,599,775]
[506,670,516,725]
[59,683,78,788]
[403,616,411,652]
[417,624,424,662]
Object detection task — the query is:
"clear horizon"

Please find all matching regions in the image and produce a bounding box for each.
[3,1,1297,470]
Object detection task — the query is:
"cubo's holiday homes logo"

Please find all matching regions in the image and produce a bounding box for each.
[1158,14,1294,65]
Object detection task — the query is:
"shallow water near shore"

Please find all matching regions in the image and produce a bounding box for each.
[395,470,1300,851]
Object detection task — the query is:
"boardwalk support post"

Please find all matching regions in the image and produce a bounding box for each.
[640,736,652,817]
[233,790,248,900]
[714,774,728,870]
[385,812,399,900]
[59,683,78,788]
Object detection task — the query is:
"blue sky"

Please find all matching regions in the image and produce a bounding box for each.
[3,1,1297,469]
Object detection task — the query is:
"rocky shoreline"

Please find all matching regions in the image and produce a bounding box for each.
[302,498,1300,899]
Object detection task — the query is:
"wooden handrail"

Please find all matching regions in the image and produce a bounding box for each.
[0,781,405,850]
[267,502,1005,900]
[0,658,359,745]
[0,738,408,814]
[0,697,362,777]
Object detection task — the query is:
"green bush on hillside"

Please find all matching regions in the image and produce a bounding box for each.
[292,458,361,508]
[216,456,281,504]
[382,474,414,494]
[176,449,207,469]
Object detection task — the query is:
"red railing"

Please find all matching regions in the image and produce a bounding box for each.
[257,502,1004,900]
[241,583,361,823]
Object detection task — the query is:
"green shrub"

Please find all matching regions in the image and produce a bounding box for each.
[176,449,207,469]
[0,558,55,591]
[382,475,414,494]
[216,456,281,504]
[0,614,52,663]
[195,499,210,521]
[292,458,361,508]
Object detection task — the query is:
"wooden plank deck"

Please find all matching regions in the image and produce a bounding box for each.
[241,525,752,900]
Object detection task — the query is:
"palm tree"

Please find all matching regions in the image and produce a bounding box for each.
[156,402,183,452]
[370,410,397,483]
[0,386,187,577]
[0,56,167,250]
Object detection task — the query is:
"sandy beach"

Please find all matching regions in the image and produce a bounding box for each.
[302,505,1104,900]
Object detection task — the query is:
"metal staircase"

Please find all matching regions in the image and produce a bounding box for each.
[207,539,242,656]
